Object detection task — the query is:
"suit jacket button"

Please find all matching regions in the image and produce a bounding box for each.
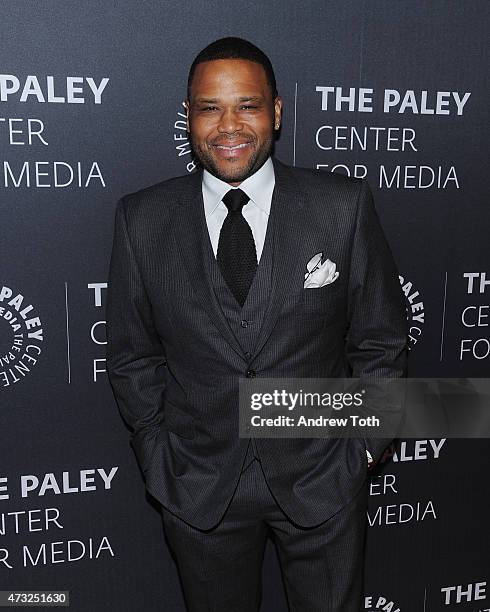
[246,369,256,378]
[240,320,249,328]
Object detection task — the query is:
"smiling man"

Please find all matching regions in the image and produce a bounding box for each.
[185,57,281,185]
[106,37,408,611]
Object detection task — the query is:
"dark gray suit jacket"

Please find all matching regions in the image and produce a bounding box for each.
[106,156,408,529]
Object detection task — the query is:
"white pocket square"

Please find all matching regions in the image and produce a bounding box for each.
[304,252,340,289]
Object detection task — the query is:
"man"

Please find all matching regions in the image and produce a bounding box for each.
[106,37,408,612]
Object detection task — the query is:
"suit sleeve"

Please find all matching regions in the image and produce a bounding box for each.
[106,197,166,474]
[344,179,409,464]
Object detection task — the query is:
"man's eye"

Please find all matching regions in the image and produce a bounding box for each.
[240,105,257,110]
[202,106,218,111]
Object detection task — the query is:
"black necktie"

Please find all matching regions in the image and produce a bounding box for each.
[217,188,258,307]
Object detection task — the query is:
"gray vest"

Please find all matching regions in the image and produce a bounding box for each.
[204,204,275,469]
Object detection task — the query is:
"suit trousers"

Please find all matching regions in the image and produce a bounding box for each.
[160,441,368,612]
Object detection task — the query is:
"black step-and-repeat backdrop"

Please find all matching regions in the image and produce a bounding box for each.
[1,2,489,610]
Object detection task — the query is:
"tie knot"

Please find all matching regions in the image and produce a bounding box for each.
[222,188,250,213]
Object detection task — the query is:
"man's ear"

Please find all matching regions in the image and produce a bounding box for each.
[184,99,190,132]
[274,96,283,130]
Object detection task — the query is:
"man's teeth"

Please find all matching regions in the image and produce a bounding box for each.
[215,143,249,149]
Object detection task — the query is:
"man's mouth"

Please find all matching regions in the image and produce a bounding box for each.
[213,142,251,150]
[211,141,253,159]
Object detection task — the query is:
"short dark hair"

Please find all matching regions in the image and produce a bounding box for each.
[187,37,278,101]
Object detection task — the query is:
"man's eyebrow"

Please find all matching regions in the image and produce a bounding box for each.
[237,96,263,103]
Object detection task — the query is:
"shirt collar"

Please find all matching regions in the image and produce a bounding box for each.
[202,156,275,216]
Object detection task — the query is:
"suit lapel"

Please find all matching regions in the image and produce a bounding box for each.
[172,157,307,362]
[252,157,307,359]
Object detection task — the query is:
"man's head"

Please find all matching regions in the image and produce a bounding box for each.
[185,37,282,186]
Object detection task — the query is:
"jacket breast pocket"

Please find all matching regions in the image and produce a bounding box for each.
[301,282,343,319]
[163,401,196,439]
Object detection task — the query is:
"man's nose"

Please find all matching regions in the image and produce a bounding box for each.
[217,108,243,134]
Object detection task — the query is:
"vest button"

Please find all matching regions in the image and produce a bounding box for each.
[246,369,256,378]
[240,320,249,328]
[245,351,251,359]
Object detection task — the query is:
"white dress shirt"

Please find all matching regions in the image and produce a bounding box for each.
[201,156,275,263]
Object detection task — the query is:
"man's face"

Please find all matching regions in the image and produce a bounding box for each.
[185,59,282,186]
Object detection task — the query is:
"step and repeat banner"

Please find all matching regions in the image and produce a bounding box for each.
[1,1,489,610]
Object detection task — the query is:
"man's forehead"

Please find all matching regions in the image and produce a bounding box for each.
[193,95,265,104]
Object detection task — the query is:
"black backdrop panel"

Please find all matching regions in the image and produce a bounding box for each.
[1,2,489,610]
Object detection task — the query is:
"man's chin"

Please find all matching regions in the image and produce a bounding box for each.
[205,159,255,184]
